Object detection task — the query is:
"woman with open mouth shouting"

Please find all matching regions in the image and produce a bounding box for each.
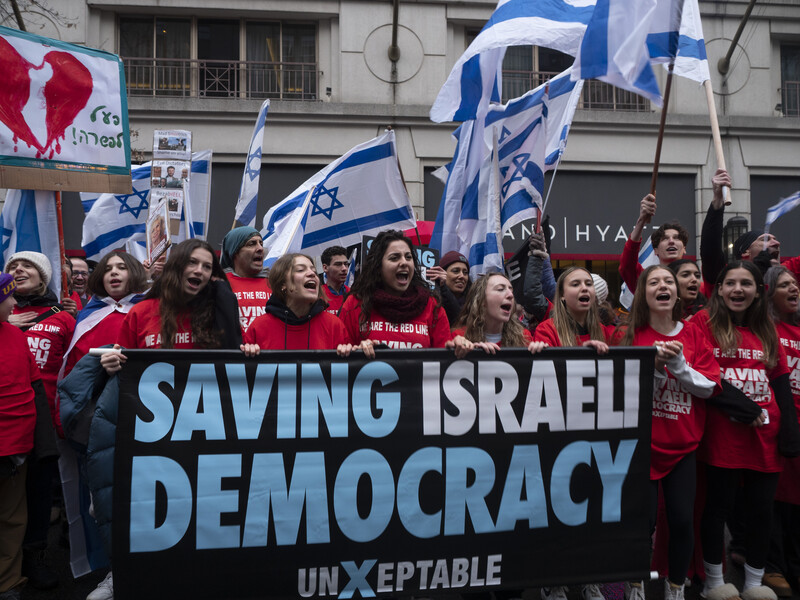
[101,240,241,372]
[692,261,800,600]
[243,253,347,351]
[447,272,547,357]
[668,259,708,318]
[533,267,613,353]
[338,230,451,356]
[529,266,613,600]
[761,266,800,594]
[617,265,721,600]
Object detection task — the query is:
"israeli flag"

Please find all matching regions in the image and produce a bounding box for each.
[619,237,659,310]
[572,0,662,105]
[261,130,417,265]
[464,131,505,279]
[81,151,211,260]
[0,189,63,297]
[765,190,800,233]
[647,0,709,83]
[432,69,583,255]
[430,0,596,123]
[234,99,270,228]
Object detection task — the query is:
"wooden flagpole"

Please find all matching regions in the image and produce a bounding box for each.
[650,61,675,196]
[703,79,731,205]
[54,191,69,298]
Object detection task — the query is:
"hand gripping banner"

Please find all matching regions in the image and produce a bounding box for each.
[113,347,655,599]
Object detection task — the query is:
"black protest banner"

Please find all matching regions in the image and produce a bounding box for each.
[113,348,654,600]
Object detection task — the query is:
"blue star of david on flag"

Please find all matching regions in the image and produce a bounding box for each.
[310,184,344,220]
[498,125,512,144]
[245,148,262,182]
[500,153,530,197]
[0,226,11,256]
[116,187,150,219]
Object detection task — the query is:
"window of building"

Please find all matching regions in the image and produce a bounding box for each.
[119,16,317,100]
[780,44,800,117]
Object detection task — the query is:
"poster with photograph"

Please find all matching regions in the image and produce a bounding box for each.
[146,201,170,264]
[152,160,189,189]
[153,130,191,160]
[150,188,184,220]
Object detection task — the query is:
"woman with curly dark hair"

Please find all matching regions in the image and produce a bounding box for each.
[667,259,707,318]
[101,239,241,372]
[338,230,451,355]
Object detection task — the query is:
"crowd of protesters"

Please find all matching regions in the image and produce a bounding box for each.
[1,167,800,600]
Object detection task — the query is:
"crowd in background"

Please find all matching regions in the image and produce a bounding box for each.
[1,168,800,600]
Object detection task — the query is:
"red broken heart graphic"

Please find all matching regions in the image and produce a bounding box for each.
[0,36,93,159]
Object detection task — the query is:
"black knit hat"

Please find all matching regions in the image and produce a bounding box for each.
[733,230,763,259]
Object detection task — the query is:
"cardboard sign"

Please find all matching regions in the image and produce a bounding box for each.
[0,26,131,193]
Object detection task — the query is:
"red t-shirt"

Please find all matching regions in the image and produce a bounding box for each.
[0,321,40,455]
[776,320,800,503]
[15,307,75,436]
[693,310,789,472]
[339,295,451,349]
[533,318,613,347]
[117,299,197,349]
[244,311,347,350]
[226,273,272,333]
[322,284,349,316]
[630,322,721,479]
[451,327,534,346]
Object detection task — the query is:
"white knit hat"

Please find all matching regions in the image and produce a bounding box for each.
[591,273,609,304]
[5,251,53,287]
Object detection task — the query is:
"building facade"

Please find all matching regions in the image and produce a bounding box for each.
[2,0,799,284]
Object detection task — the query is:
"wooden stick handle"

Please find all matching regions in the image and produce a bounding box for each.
[704,79,731,205]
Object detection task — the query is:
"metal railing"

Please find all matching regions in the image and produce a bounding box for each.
[502,69,650,112]
[781,81,799,117]
[123,57,318,100]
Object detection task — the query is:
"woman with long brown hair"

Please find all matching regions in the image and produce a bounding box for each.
[619,265,721,600]
[449,272,545,355]
[693,261,800,600]
[533,266,612,352]
[101,240,241,372]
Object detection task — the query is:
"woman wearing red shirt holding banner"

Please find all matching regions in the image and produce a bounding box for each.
[448,272,545,355]
[618,265,721,600]
[693,261,800,600]
[533,267,612,352]
[101,240,241,373]
[244,253,347,350]
[338,230,450,355]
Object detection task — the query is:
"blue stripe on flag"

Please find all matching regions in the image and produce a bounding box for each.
[501,189,540,224]
[131,166,151,181]
[460,176,481,221]
[300,206,414,249]
[191,160,209,174]
[455,55,485,123]
[325,142,393,179]
[83,224,146,258]
[579,0,610,79]
[15,190,43,252]
[237,197,258,229]
[467,233,500,268]
[646,31,680,59]
[486,0,596,30]
[264,193,307,235]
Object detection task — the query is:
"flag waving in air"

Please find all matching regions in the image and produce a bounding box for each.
[234,99,270,227]
[261,130,417,265]
[430,0,596,123]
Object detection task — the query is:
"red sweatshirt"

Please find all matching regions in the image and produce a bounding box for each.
[244,310,347,350]
[0,322,39,455]
[776,320,800,503]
